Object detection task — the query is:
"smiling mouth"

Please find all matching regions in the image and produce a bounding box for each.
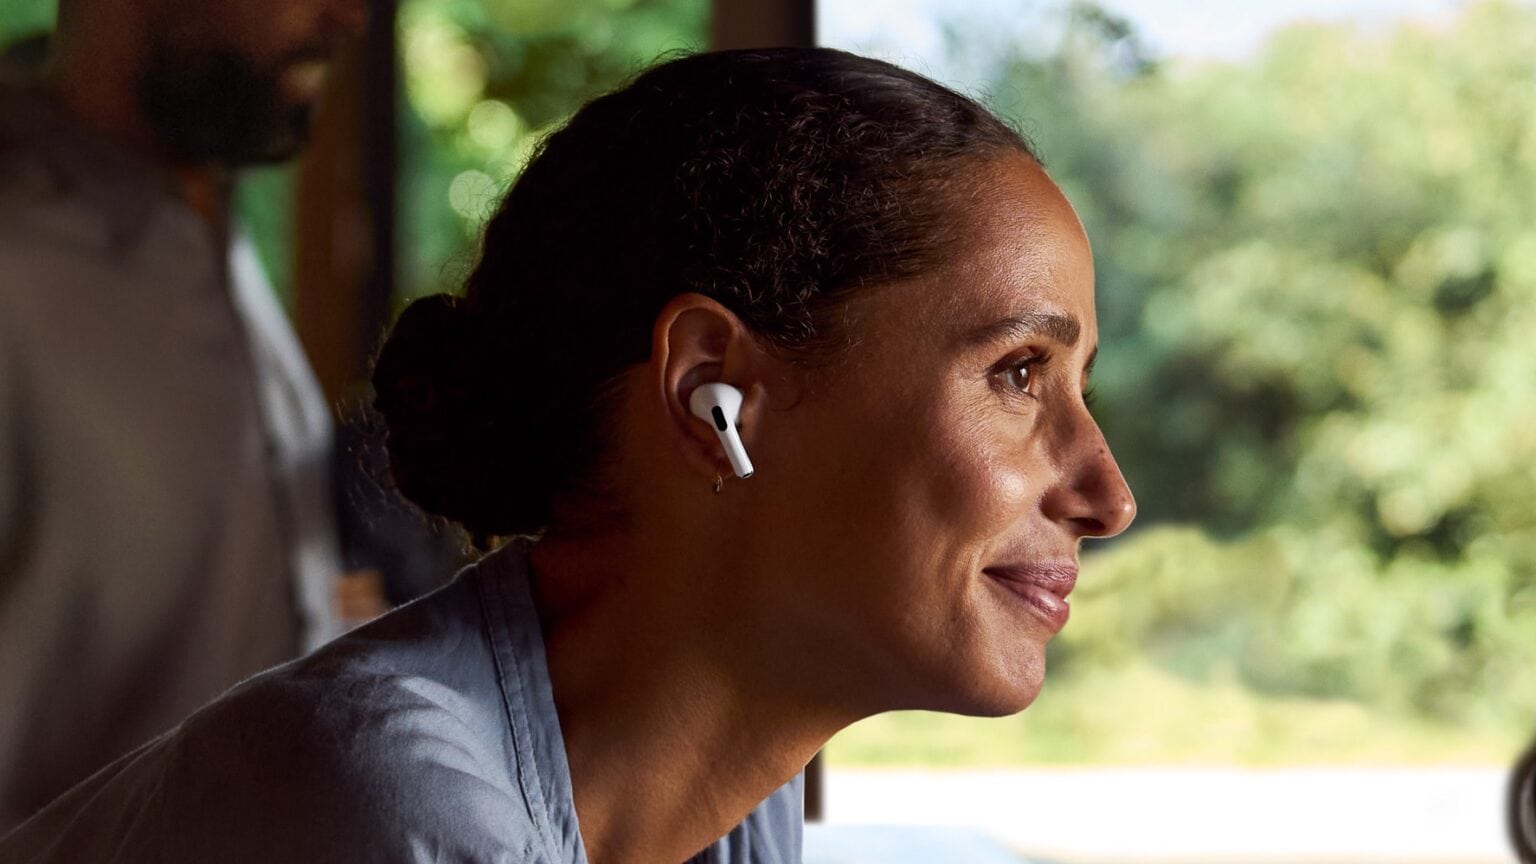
[983,564,1077,632]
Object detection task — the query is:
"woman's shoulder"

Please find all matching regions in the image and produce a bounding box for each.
[179,561,520,789]
[160,559,556,860]
[151,673,537,863]
[0,559,559,863]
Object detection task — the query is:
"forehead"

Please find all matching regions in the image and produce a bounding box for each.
[855,154,1097,348]
[937,156,1093,324]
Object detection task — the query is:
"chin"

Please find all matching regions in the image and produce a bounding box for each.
[959,676,1046,718]
[916,650,1048,718]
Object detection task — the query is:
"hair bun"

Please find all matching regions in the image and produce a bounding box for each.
[373,294,519,538]
[375,293,472,411]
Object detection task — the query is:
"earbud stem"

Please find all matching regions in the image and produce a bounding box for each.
[721,429,754,478]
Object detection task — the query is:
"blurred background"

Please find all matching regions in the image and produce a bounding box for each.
[3,0,1532,860]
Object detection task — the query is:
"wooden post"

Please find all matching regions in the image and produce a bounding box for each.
[293,0,397,406]
[711,0,814,50]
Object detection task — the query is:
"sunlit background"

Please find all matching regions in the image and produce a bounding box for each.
[2,0,1532,860]
[817,3,1535,860]
[825,0,1536,763]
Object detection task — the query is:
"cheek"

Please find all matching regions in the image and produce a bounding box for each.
[761,381,1038,607]
[824,399,1039,645]
[919,405,1038,546]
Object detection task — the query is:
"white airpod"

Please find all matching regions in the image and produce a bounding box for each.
[688,382,754,479]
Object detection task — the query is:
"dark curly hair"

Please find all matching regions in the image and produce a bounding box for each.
[373,47,1035,543]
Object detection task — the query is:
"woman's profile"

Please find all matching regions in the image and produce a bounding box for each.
[0,47,1134,863]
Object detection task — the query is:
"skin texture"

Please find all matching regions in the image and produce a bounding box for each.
[531,152,1136,863]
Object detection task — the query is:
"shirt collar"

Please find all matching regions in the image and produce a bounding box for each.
[477,540,591,864]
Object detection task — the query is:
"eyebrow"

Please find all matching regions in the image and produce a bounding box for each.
[962,312,1082,349]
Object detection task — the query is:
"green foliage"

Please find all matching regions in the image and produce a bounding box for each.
[1044,2,1536,547]
[397,0,707,299]
[830,656,1516,766]
[1073,527,1536,727]
[234,166,297,307]
[0,0,54,46]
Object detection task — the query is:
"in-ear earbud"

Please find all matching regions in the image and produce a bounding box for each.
[689,382,754,479]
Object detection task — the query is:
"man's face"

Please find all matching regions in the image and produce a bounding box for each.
[139,0,367,165]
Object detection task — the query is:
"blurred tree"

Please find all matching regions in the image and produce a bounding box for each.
[397,0,706,299]
[0,0,53,47]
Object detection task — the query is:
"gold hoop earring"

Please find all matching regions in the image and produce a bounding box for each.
[712,473,724,494]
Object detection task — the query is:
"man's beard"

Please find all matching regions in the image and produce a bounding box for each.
[138,40,316,166]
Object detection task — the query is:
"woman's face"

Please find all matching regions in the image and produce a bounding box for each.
[745,153,1135,718]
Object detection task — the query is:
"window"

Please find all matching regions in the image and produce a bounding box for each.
[819,2,1529,860]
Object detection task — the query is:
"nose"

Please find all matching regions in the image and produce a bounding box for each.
[1041,420,1136,540]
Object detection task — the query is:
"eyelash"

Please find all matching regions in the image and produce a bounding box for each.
[995,351,1098,410]
[997,351,1050,396]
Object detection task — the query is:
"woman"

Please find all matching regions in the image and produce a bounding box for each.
[0,47,1133,863]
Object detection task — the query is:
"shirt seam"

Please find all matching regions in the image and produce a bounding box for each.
[475,556,565,863]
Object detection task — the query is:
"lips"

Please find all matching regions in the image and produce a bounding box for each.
[983,563,1078,632]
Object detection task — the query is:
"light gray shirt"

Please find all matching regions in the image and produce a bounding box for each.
[0,541,805,863]
[0,85,340,829]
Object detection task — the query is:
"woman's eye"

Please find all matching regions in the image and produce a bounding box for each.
[999,355,1045,395]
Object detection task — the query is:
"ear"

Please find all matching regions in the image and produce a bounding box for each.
[649,293,769,484]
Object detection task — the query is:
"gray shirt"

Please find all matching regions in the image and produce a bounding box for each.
[0,541,805,863]
[0,86,340,829]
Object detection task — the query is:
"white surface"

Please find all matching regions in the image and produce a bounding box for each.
[822,767,1517,863]
[805,824,1035,863]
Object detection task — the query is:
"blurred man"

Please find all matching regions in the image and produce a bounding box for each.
[0,0,372,829]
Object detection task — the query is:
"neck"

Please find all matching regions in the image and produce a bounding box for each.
[530,525,845,864]
[43,33,229,225]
